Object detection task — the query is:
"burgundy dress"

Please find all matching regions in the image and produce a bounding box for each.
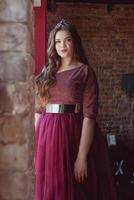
[35,65,117,200]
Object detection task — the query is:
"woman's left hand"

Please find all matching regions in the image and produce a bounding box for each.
[74,155,88,183]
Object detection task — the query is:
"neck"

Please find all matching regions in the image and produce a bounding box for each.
[60,57,77,69]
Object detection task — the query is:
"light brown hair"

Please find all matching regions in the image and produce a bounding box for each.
[36,19,89,99]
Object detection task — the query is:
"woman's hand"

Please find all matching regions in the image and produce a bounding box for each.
[74,155,88,183]
[74,118,95,183]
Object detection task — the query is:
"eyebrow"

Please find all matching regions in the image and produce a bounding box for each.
[55,36,72,41]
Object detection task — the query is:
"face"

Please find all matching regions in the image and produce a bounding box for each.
[55,30,74,59]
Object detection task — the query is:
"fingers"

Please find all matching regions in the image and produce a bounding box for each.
[74,169,87,183]
[74,158,88,183]
[85,168,88,178]
[74,171,82,183]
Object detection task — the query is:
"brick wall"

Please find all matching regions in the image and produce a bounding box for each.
[0,1,34,200]
[47,3,134,146]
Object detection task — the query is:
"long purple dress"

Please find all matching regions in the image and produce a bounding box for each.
[35,64,117,200]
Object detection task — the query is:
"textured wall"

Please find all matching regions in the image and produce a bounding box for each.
[0,1,34,200]
[47,3,134,144]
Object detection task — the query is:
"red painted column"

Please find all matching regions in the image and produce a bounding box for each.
[34,0,46,75]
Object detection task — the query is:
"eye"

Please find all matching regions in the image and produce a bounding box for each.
[55,40,60,44]
[66,38,72,42]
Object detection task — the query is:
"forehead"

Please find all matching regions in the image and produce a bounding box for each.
[55,30,72,40]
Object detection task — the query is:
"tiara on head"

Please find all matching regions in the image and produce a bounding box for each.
[59,19,67,25]
[55,19,69,28]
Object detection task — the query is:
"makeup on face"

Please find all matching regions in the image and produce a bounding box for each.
[55,30,74,58]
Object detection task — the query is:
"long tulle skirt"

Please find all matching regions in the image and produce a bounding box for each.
[35,112,117,200]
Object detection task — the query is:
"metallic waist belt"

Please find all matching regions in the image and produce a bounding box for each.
[46,103,79,113]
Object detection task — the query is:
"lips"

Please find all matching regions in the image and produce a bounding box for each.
[61,49,67,53]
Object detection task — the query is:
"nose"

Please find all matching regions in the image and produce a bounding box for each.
[61,40,66,48]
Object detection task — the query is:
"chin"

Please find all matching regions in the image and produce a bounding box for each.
[59,54,68,58]
[60,53,71,58]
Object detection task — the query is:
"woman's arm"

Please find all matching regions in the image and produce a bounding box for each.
[78,117,95,160]
[74,66,98,183]
[74,117,95,183]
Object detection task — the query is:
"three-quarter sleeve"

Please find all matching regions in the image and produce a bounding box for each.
[82,66,99,120]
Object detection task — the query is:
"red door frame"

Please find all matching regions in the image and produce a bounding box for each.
[34,0,46,75]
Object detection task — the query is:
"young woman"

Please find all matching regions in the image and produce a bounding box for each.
[35,19,117,200]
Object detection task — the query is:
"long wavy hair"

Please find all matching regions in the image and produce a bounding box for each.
[36,19,89,101]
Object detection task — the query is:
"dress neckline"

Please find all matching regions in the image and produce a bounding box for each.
[56,64,85,74]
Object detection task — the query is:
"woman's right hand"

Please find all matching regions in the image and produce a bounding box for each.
[35,95,46,113]
[36,96,46,107]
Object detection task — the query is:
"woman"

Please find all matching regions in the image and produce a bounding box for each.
[35,19,117,200]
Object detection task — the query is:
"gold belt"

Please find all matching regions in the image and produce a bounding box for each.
[46,103,79,113]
